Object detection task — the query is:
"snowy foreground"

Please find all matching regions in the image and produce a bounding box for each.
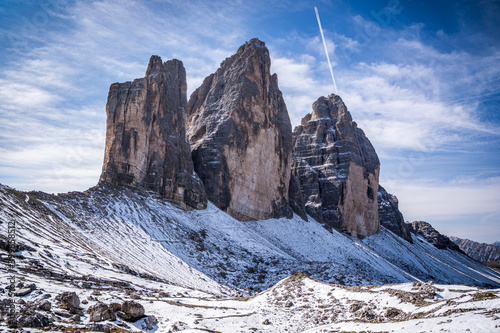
[1,184,500,332]
[2,270,500,333]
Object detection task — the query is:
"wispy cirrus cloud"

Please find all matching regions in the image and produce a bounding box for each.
[270,25,500,152]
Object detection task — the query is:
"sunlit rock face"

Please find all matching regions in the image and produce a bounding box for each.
[100,56,207,210]
[292,94,380,238]
[186,38,293,221]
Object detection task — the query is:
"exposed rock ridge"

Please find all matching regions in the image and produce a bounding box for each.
[378,186,412,242]
[291,94,380,238]
[186,38,293,221]
[450,237,500,263]
[408,221,463,253]
[99,56,207,209]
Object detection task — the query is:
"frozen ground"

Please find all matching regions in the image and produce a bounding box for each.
[1,184,499,332]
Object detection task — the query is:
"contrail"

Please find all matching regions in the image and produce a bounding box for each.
[315,6,338,95]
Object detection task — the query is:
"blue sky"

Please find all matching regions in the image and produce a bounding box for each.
[1,0,499,243]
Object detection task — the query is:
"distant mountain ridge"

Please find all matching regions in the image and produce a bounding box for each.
[450,237,500,263]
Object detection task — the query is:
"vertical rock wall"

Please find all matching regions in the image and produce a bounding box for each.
[186,38,293,221]
[99,56,207,209]
[292,94,380,237]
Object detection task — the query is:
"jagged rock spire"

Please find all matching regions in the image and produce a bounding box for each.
[99,56,207,209]
[186,38,293,221]
[292,94,380,238]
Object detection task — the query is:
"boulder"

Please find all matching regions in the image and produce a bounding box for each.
[37,300,51,312]
[88,303,116,322]
[14,288,32,297]
[142,315,158,330]
[56,291,79,311]
[109,302,121,312]
[186,38,293,221]
[99,56,207,210]
[291,94,380,237]
[17,312,50,328]
[119,301,144,322]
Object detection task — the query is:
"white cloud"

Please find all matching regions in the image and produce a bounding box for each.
[387,177,500,218]
[271,55,331,127]
[383,177,500,242]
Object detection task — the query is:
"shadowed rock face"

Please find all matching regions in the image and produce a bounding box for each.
[99,56,207,210]
[292,94,380,238]
[186,38,293,221]
[378,186,413,243]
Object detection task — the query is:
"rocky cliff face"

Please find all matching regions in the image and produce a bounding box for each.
[99,56,207,209]
[408,221,463,252]
[291,94,380,238]
[378,186,412,242]
[186,38,293,221]
[450,237,500,263]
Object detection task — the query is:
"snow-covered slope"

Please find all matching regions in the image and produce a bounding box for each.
[1,184,498,294]
[0,185,227,295]
[2,184,500,332]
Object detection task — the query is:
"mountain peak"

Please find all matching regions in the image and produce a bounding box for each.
[292,94,380,237]
[99,56,206,209]
[145,55,163,76]
[238,37,266,52]
[186,38,292,221]
[310,94,350,121]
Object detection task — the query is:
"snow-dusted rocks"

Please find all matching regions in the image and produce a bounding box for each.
[378,185,412,242]
[186,38,293,221]
[56,292,80,312]
[408,221,463,252]
[88,303,116,322]
[292,94,380,238]
[119,301,145,321]
[99,56,207,210]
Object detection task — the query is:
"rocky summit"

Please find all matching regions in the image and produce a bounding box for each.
[99,56,207,209]
[408,221,463,252]
[291,94,380,238]
[186,38,293,221]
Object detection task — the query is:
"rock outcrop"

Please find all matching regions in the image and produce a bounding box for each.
[449,237,500,263]
[291,94,380,238]
[186,38,293,221]
[99,56,207,210]
[408,221,463,252]
[378,186,412,242]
